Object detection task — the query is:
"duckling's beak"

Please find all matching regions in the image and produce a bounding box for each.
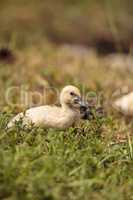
[79,100,88,112]
[74,97,88,111]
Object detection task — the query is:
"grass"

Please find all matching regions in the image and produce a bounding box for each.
[0,112,133,200]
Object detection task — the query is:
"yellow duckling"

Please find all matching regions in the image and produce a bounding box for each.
[114,92,133,116]
[7,85,87,129]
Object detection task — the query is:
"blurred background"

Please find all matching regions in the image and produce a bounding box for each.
[0,0,133,110]
[1,0,133,52]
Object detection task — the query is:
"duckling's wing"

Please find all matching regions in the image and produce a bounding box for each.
[26,105,62,126]
[7,112,31,128]
[7,106,52,128]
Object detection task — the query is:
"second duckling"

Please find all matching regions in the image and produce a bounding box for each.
[114,92,133,116]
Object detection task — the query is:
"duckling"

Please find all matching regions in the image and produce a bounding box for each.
[7,85,87,129]
[114,92,133,116]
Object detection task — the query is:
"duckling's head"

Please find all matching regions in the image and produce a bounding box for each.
[60,85,87,111]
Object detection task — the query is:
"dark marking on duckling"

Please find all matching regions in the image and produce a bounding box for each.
[81,105,105,120]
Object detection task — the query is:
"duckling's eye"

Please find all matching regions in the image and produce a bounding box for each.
[70,92,75,96]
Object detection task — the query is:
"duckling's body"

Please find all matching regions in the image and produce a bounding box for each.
[8,106,80,129]
[114,92,133,116]
[8,85,86,129]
